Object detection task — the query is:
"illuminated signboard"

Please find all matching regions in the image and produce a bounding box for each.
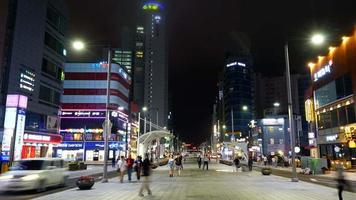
[314,60,332,82]
[13,109,26,161]
[19,68,35,92]
[326,134,338,142]
[305,99,314,122]
[1,95,28,162]
[262,118,284,125]
[226,62,246,68]
[143,2,163,11]
[60,110,106,118]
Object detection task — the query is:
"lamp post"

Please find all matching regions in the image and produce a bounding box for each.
[284,33,324,183]
[72,40,112,183]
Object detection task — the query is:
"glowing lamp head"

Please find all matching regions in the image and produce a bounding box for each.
[72,40,85,50]
[242,105,248,111]
[142,106,148,112]
[143,2,163,11]
[311,34,325,45]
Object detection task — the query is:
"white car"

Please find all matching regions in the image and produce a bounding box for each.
[0,158,68,192]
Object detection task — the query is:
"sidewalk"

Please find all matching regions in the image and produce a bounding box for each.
[35,162,355,200]
[253,163,356,182]
[66,165,116,179]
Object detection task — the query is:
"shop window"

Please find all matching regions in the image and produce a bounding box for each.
[279,139,284,144]
[331,110,339,128]
[339,107,347,126]
[44,32,65,56]
[320,112,331,129]
[93,133,103,141]
[347,104,356,124]
[270,138,274,144]
[39,84,60,106]
[85,133,93,141]
[73,133,82,141]
[314,81,337,109]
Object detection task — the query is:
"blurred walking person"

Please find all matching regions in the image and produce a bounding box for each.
[134,156,143,181]
[175,154,183,176]
[336,166,349,200]
[233,157,240,172]
[168,155,175,177]
[202,154,209,170]
[197,154,202,169]
[139,153,152,197]
[248,157,253,171]
[117,156,127,183]
[126,155,135,181]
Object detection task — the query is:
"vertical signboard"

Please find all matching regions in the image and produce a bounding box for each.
[0,95,28,162]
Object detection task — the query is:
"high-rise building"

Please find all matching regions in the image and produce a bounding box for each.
[112,49,133,74]
[133,0,168,127]
[0,0,67,160]
[223,56,254,139]
[57,62,131,161]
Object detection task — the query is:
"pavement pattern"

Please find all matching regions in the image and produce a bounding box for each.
[35,162,356,200]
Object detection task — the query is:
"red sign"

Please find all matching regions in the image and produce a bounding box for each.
[23,133,62,144]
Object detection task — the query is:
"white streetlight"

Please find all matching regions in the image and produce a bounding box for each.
[311,34,325,45]
[72,40,111,183]
[284,33,324,183]
[273,102,280,107]
[72,40,85,50]
[242,105,248,111]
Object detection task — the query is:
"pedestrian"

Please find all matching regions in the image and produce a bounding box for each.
[117,156,127,183]
[248,157,253,171]
[126,154,135,181]
[134,156,142,181]
[175,154,183,176]
[168,155,174,177]
[139,153,152,197]
[197,154,202,169]
[271,156,276,167]
[263,156,267,166]
[336,166,349,200]
[233,157,240,172]
[202,154,209,170]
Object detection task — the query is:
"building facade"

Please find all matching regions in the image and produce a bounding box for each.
[133,1,168,127]
[223,56,254,139]
[57,62,131,161]
[307,29,356,169]
[255,74,311,155]
[0,0,67,161]
[112,49,133,74]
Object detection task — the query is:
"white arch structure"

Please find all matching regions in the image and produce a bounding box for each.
[137,130,173,156]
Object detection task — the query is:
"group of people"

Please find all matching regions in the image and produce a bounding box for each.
[197,154,210,170]
[114,153,152,197]
[168,154,183,177]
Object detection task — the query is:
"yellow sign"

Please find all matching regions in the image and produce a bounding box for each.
[305,99,314,122]
[349,140,356,148]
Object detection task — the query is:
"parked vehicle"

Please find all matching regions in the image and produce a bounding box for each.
[0,158,68,192]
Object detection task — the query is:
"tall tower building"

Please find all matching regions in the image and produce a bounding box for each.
[134,0,168,127]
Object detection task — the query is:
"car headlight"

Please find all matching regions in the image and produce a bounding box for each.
[0,175,13,180]
[21,174,40,181]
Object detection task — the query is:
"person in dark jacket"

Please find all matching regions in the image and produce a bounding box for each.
[248,157,253,171]
[139,153,152,197]
[337,166,349,200]
[197,155,202,169]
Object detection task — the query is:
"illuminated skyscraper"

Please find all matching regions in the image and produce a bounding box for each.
[133,0,168,127]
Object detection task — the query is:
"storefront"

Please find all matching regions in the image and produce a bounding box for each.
[21,132,62,159]
[53,141,125,162]
[308,27,356,168]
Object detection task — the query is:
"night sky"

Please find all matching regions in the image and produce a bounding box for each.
[65,0,356,145]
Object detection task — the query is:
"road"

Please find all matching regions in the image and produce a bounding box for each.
[0,169,118,200]
[33,160,355,200]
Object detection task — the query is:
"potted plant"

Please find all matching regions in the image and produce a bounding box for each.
[261,167,272,175]
[76,176,95,190]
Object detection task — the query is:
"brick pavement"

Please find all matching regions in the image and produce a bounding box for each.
[35,162,355,200]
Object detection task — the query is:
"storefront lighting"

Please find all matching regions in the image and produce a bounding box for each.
[308,62,315,69]
[349,141,356,148]
[329,107,333,111]
[342,36,349,43]
[337,104,341,108]
[328,47,336,54]
[318,56,324,62]
[346,101,350,105]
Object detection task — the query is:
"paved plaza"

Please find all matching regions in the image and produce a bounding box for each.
[35,162,355,200]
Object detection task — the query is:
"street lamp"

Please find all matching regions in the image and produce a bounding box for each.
[273,102,280,107]
[71,40,112,183]
[242,105,248,111]
[284,33,324,182]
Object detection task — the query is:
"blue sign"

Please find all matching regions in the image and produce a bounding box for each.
[56,141,125,151]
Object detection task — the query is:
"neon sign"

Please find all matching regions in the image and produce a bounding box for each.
[314,60,332,82]
[226,62,246,68]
